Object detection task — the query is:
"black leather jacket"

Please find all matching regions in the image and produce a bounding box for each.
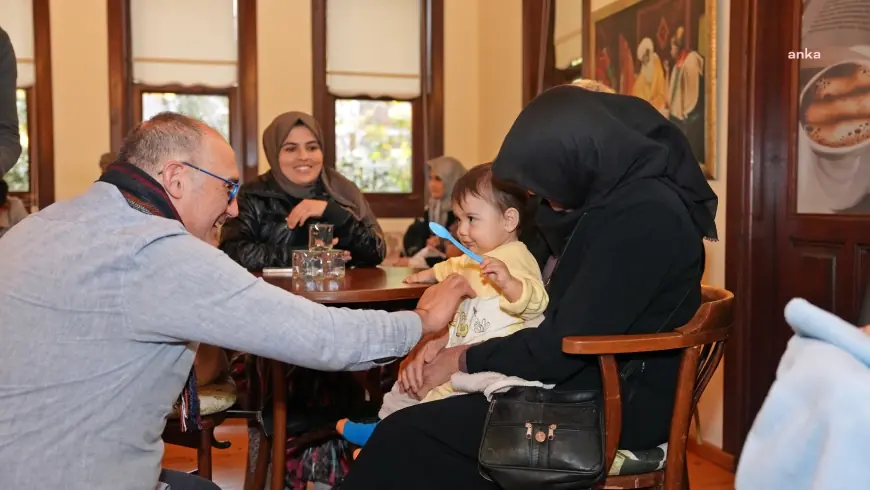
[220,173,386,270]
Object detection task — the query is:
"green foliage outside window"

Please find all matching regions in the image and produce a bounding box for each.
[141,92,231,142]
[4,89,30,192]
[335,99,412,193]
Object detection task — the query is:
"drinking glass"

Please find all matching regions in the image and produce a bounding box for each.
[292,249,323,278]
[322,250,346,278]
[308,223,334,251]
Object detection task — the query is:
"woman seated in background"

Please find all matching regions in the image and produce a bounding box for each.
[0,180,27,238]
[400,156,467,266]
[220,111,386,270]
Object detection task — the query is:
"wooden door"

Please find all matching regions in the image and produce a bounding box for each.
[725,0,870,455]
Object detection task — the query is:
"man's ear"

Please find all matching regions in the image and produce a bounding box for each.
[503,207,520,234]
[160,161,185,200]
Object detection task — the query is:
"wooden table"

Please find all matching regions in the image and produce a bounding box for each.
[257,266,428,490]
[259,266,429,304]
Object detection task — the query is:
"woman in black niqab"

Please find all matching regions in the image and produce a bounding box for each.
[342,86,717,490]
[497,84,717,260]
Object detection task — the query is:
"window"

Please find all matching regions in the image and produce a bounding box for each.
[1,0,54,207]
[4,90,30,192]
[130,0,237,145]
[313,0,443,217]
[109,0,258,182]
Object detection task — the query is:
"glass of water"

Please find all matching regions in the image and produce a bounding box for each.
[308,223,334,251]
[322,250,346,278]
[292,249,324,278]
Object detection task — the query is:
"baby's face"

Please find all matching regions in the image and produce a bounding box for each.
[452,195,516,254]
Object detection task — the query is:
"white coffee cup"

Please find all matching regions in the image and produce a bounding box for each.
[799,59,870,210]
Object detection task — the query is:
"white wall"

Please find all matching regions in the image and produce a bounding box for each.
[49,0,111,200]
[696,0,729,450]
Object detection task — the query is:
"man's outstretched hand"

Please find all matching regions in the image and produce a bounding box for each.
[414,273,475,335]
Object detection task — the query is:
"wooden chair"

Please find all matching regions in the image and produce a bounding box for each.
[562,285,733,490]
[162,377,238,480]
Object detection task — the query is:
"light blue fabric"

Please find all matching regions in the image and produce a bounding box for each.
[736,298,870,489]
[0,182,422,490]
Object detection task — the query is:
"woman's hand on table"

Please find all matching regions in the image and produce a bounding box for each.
[329,239,351,261]
[410,345,469,400]
[286,199,328,229]
[414,274,475,335]
[398,331,449,395]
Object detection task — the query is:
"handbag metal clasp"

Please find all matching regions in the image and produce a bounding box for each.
[548,424,557,440]
[525,422,532,439]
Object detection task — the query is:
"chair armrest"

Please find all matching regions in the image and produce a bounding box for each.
[562,328,729,355]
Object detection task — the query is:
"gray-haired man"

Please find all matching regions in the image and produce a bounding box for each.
[0,112,474,490]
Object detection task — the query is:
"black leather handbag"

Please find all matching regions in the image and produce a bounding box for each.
[478,386,605,490]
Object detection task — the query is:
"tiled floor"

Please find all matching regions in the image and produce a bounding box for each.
[163,420,736,490]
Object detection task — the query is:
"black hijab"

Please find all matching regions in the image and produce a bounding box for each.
[494,85,718,255]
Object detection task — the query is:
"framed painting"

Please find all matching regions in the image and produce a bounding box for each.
[590,0,717,179]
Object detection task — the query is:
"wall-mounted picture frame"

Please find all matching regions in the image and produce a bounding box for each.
[590,0,717,179]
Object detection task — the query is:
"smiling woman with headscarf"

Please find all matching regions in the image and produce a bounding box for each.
[342,85,718,490]
[220,111,386,270]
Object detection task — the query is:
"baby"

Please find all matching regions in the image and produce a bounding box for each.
[338,163,549,448]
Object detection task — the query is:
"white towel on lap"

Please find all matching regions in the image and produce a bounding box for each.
[379,372,554,418]
[450,372,554,401]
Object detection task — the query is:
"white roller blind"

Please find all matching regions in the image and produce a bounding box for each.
[0,0,35,87]
[554,0,583,70]
[327,0,421,99]
[131,0,238,87]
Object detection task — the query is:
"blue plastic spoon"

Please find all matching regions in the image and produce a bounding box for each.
[428,222,483,263]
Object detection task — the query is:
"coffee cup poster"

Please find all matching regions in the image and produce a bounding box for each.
[796,0,870,214]
[590,0,716,179]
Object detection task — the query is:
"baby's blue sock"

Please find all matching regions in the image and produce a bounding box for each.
[338,419,379,446]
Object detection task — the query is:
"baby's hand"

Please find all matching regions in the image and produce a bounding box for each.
[480,256,513,290]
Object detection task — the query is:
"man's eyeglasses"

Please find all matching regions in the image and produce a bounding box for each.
[180,161,239,203]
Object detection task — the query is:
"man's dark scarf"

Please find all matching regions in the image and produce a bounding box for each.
[99,162,202,432]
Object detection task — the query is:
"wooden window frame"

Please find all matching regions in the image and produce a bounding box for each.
[311,0,444,219]
[7,0,55,209]
[107,0,259,183]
